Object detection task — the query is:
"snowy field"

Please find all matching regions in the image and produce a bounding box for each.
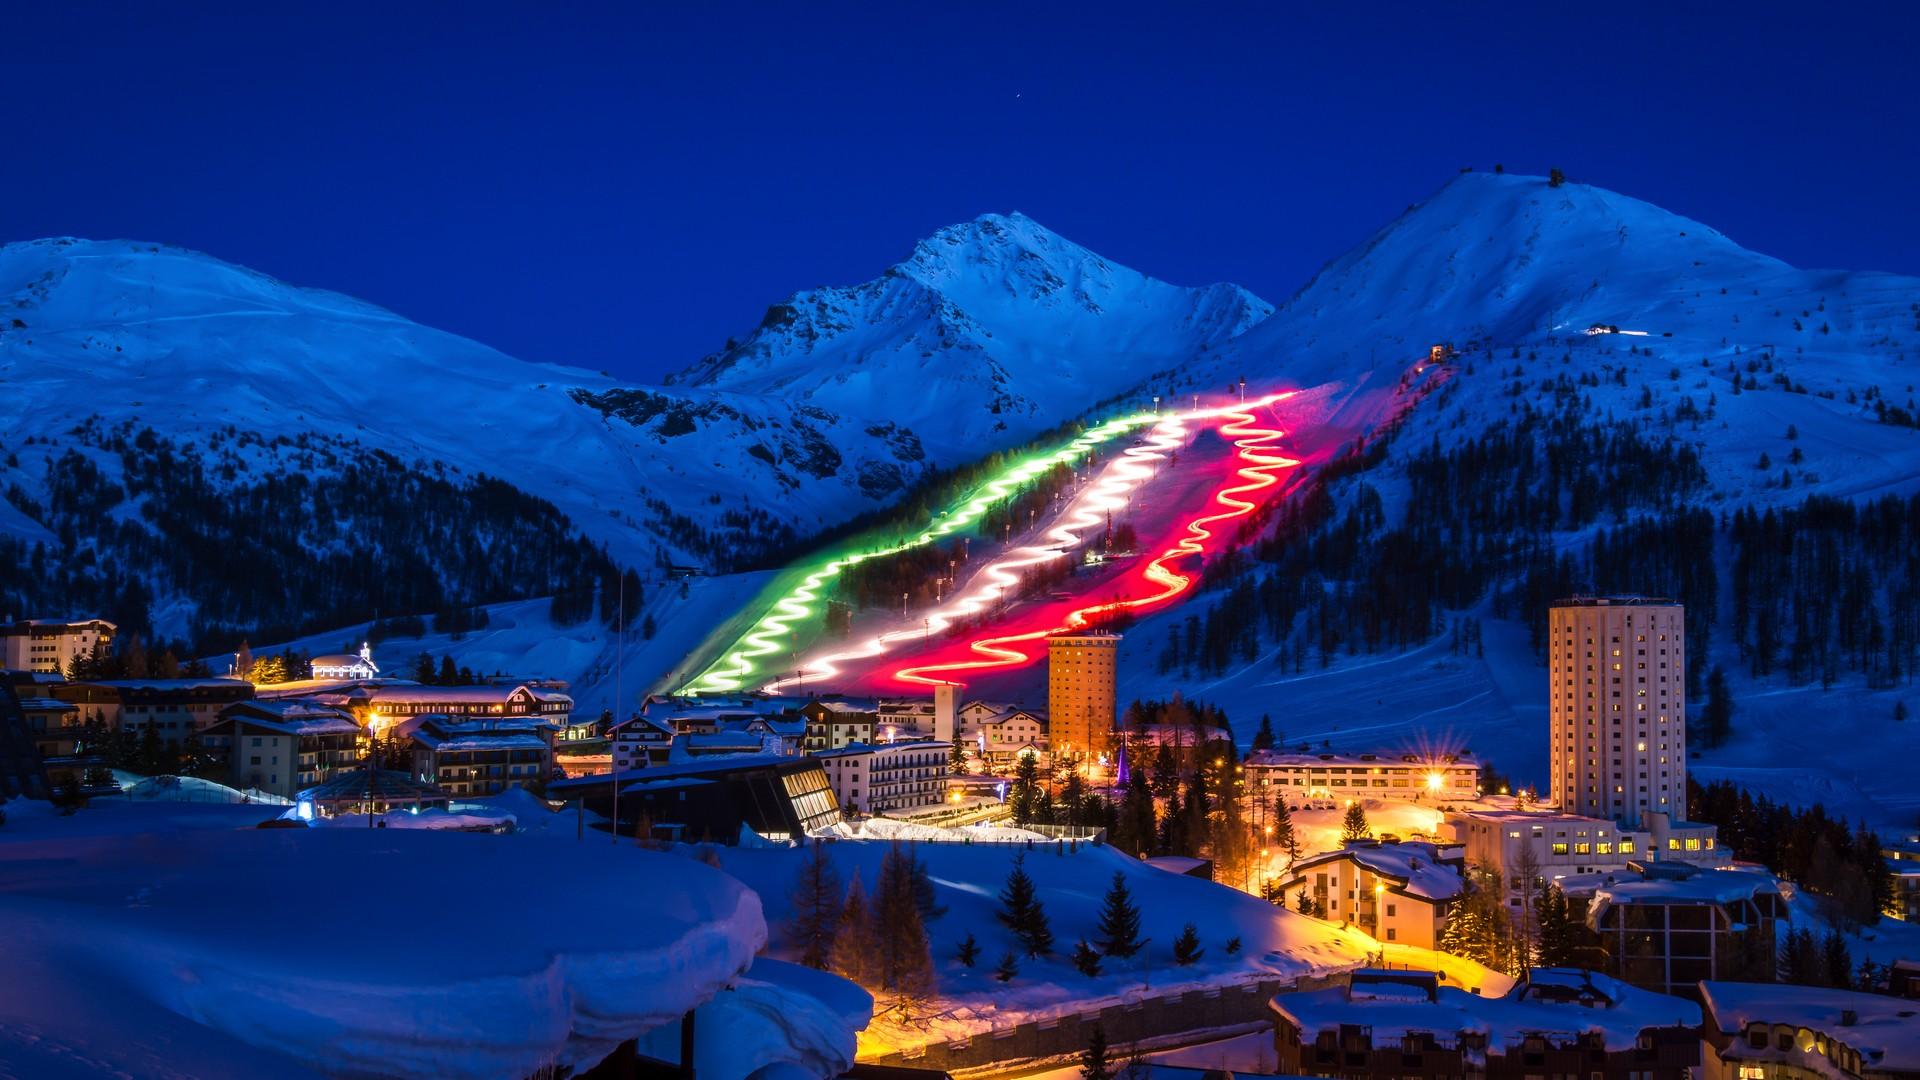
[711,836,1374,1056]
[0,796,867,1079]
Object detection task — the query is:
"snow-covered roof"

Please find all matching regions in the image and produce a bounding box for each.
[1586,864,1780,907]
[608,715,676,738]
[413,731,552,753]
[806,698,877,716]
[85,678,252,691]
[360,683,571,704]
[213,711,361,738]
[683,731,764,750]
[1273,969,1700,1050]
[1247,748,1477,768]
[14,697,76,712]
[1701,982,1920,1073]
[813,739,951,759]
[1286,841,1465,902]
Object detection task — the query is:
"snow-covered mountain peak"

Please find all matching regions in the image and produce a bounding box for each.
[670,212,1271,451]
[1198,170,1888,390]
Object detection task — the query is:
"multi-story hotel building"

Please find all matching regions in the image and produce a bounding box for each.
[1549,597,1685,828]
[1245,749,1480,801]
[0,618,115,675]
[1047,631,1119,759]
[814,740,951,816]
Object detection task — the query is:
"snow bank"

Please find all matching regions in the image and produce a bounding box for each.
[636,958,872,1077]
[717,838,1373,1051]
[0,813,768,1079]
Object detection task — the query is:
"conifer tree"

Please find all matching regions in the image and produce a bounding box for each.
[1341,802,1372,843]
[956,931,980,967]
[1117,759,1156,856]
[1225,936,1241,955]
[832,874,880,988]
[1702,665,1734,748]
[1252,713,1276,751]
[787,840,842,970]
[1295,888,1314,915]
[1080,1023,1112,1080]
[876,843,936,995]
[1072,939,1103,976]
[1095,871,1143,957]
[1011,752,1045,824]
[950,740,969,774]
[997,854,1054,957]
[994,950,1018,982]
[1272,798,1300,867]
[908,844,946,922]
[1822,930,1853,989]
[1171,922,1204,965]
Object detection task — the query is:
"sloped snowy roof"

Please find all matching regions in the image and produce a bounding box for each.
[1287,841,1465,902]
[14,697,76,712]
[1273,970,1700,1050]
[1701,982,1920,1072]
[413,732,551,753]
[813,739,951,759]
[1588,865,1781,907]
[360,683,571,705]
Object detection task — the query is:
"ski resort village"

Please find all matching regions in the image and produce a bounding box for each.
[7,7,1920,1076]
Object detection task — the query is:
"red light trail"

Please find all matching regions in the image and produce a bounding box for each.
[888,398,1303,690]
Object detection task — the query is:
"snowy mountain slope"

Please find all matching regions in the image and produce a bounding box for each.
[671,212,1272,455]
[1176,174,1920,492]
[1115,172,1920,829]
[0,238,934,572]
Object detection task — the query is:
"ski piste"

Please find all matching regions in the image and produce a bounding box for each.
[751,392,1301,695]
[680,410,1158,694]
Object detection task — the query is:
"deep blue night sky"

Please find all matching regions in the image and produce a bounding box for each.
[7,3,1916,381]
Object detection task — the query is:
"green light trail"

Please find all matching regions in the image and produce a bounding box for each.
[680,411,1156,694]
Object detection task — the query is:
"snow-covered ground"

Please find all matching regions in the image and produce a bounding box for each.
[0,795,868,1079]
[234,570,772,712]
[711,837,1374,1056]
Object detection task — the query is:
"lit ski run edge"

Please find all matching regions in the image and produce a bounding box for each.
[680,412,1155,694]
[756,392,1296,694]
[890,395,1299,689]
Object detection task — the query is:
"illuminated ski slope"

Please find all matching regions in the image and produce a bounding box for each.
[889,397,1300,689]
[680,412,1156,694]
[756,393,1299,694]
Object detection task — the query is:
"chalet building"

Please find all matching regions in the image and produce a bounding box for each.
[609,714,676,772]
[1271,840,1466,948]
[877,697,936,738]
[801,698,876,751]
[955,701,1046,761]
[815,740,951,816]
[347,682,573,730]
[1700,981,1920,1080]
[1246,749,1480,801]
[47,678,256,745]
[1564,862,1787,998]
[0,618,114,675]
[202,699,362,798]
[406,715,555,797]
[550,753,842,843]
[1270,968,1703,1078]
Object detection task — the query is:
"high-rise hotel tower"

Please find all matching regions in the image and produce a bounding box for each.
[1549,597,1685,828]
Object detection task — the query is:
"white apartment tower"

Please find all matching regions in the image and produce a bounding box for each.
[1549,597,1685,829]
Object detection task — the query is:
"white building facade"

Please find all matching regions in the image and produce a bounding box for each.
[814,740,951,816]
[1245,750,1480,801]
[1549,597,1686,828]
